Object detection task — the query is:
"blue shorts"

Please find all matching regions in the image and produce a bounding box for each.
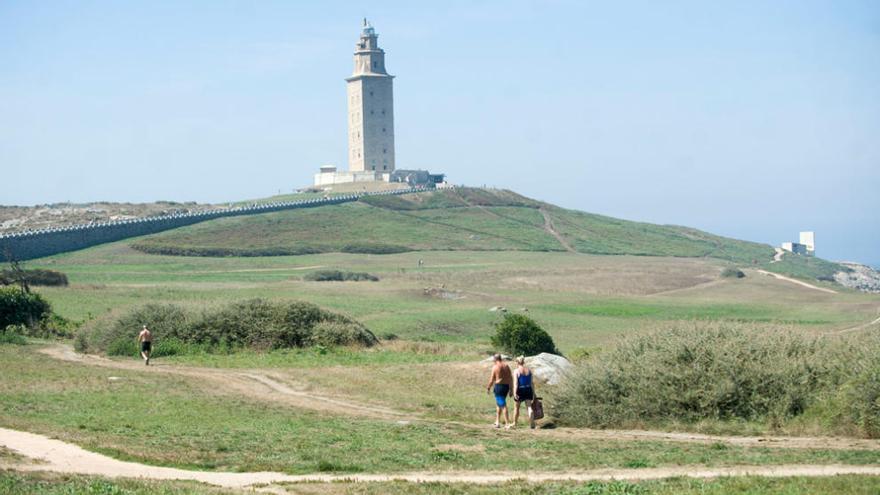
[493,384,510,407]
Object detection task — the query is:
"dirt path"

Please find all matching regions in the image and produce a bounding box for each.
[540,208,576,253]
[833,314,880,334]
[39,345,407,420]
[647,279,725,297]
[755,269,837,294]
[2,427,879,490]
[38,344,880,451]
[772,248,784,263]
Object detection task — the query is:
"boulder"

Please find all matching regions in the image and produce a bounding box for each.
[524,353,572,385]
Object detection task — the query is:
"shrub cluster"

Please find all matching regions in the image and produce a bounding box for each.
[0,286,75,339]
[0,325,27,345]
[491,314,559,356]
[130,243,321,257]
[131,241,409,257]
[0,269,69,287]
[552,323,880,437]
[77,299,377,357]
[304,270,379,282]
[0,286,50,328]
[340,243,410,255]
[720,267,745,278]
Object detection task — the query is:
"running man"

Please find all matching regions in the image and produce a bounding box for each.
[137,325,152,365]
[486,354,513,428]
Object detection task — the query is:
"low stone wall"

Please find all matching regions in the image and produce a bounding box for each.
[0,188,424,262]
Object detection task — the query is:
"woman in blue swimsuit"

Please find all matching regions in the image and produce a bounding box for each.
[512,356,537,429]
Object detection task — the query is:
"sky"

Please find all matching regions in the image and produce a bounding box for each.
[1,1,878,266]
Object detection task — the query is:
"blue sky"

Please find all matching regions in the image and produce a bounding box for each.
[1,1,878,266]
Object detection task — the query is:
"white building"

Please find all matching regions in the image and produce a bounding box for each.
[781,231,815,256]
[799,231,815,255]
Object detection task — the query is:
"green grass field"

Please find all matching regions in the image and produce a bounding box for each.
[3,189,880,493]
[3,344,880,476]
[3,471,880,495]
[124,188,849,283]
[30,243,876,351]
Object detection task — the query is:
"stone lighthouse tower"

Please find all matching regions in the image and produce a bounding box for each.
[346,19,395,174]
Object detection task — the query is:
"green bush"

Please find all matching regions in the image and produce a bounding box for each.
[0,269,68,287]
[819,333,880,437]
[85,303,191,357]
[27,313,77,339]
[553,324,826,428]
[551,323,880,437]
[0,325,27,345]
[721,267,745,278]
[490,313,559,356]
[304,270,379,282]
[130,243,321,257]
[310,321,377,347]
[79,299,377,356]
[0,286,51,328]
[340,243,410,255]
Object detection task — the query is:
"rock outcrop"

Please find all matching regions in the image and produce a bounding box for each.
[835,263,880,294]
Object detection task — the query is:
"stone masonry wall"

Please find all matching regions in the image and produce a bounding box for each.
[0,188,424,262]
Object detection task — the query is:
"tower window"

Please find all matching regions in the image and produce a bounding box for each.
[370,110,374,115]
[382,127,386,133]
[383,148,386,154]
[381,109,385,115]
[370,91,373,96]
[383,165,387,170]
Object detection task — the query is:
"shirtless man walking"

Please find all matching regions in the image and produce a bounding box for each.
[137,325,152,365]
[486,354,513,429]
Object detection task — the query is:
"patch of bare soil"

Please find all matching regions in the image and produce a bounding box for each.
[756,270,837,294]
[422,286,465,300]
[433,444,486,453]
[502,262,718,296]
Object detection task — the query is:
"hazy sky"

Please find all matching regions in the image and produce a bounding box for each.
[2,1,878,265]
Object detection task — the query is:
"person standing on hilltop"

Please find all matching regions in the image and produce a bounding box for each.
[486,354,513,429]
[137,325,152,365]
[512,356,537,429]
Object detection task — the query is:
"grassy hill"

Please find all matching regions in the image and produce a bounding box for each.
[129,187,842,280]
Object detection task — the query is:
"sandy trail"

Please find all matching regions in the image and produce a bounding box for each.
[540,208,576,253]
[2,427,880,490]
[772,248,784,263]
[756,269,837,294]
[38,344,880,451]
[833,313,880,334]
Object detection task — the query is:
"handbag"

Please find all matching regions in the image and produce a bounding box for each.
[531,397,544,420]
